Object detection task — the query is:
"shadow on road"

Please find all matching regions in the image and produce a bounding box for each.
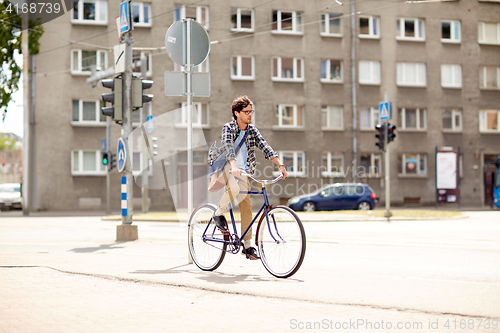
[69,243,125,253]
[130,264,304,284]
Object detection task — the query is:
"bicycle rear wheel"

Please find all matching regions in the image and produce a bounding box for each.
[257,205,306,278]
[188,204,227,271]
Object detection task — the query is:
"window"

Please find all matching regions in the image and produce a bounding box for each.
[72,100,105,125]
[396,18,425,41]
[359,153,381,177]
[480,66,500,89]
[72,0,107,24]
[321,152,344,177]
[231,56,255,80]
[274,105,303,128]
[441,64,462,88]
[320,13,342,36]
[398,108,426,130]
[272,57,304,81]
[132,51,152,77]
[174,58,209,72]
[321,106,343,130]
[358,61,381,85]
[396,62,426,87]
[442,109,462,131]
[175,5,209,29]
[231,8,254,32]
[359,107,380,129]
[272,10,303,34]
[71,50,107,75]
[479,110,500,132]
[273,151,306,177]
[478,22,500,44]
[175,102,209,128]
[359,16,380,38]
[398,153,427,176]
[71,150,107,175]
[132,2,151,27]
[441,20,460,43]
[320,59,342,82]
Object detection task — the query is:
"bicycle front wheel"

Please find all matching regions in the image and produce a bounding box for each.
[188,204,227,271]
[257,205,306,278]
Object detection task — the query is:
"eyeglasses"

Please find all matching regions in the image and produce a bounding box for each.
[239,109,255,115]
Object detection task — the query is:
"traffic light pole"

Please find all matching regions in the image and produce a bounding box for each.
[384,93,392,219]
[123,31,134,225]
[116,29,138,241]
[106,117,111,214]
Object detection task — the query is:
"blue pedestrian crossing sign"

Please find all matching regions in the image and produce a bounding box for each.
[119,1,131,34]
[379,102,389,120]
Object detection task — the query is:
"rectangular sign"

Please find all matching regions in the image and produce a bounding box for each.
[437,152,457,189]
[119,1,131,34]
[114,44,126,74]
[379,102,389,120]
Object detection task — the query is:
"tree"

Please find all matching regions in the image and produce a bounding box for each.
[0,0,44,121]
[0,135,17,151]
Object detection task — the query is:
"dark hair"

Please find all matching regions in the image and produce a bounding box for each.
[231,95,253,120]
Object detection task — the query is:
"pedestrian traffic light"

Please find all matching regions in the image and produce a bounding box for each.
[101,77,122,122]
[387,123,396,143]
[132,78,153,109]
[102,152,109,166]
[109,152,116,171]
[375,123,386,151]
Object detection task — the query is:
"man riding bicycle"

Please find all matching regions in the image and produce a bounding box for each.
[208,95,288,260]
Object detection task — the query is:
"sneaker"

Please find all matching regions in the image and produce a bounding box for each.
[213,215,228,233]
[241,246,260,260]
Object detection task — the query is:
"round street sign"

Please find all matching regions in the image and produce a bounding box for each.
[117,137,127,173]
[165,19,210,67]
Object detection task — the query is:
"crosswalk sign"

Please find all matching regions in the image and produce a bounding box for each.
[119,1,131,34]
[379,102,389,120]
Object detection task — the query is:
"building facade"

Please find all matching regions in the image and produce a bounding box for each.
[31,0,500,211]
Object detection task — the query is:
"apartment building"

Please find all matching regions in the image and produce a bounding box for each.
[31,0,500,211]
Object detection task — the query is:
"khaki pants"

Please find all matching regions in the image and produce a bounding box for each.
[217,164,252,240]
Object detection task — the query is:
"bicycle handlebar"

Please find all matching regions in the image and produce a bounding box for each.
[240,172,283,185]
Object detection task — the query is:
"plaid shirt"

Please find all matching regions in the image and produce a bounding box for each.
[208,120,278,175]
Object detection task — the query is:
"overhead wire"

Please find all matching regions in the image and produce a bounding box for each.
[33,0,452,76]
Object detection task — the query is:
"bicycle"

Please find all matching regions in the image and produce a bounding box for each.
[188,172,306,278]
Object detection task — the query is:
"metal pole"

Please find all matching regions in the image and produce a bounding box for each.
[122,31,133,224]
[106,117,111,214]
[186,19,194,264]
[384,93,392,219]
[22,11,30,216]
[141,57,149,213]
[186,19,193,216]
[458,146,461,210]
[350,1,357,183]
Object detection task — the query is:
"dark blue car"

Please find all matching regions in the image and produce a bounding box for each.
[287,183,377,211]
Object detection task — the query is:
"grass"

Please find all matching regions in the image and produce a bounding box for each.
[308,209,463,218]
[102,209,464,221]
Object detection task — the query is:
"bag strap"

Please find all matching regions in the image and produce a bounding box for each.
[234,130,249,155]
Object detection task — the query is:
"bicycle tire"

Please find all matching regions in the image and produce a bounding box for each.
[256,205,306,278]
[188,203,227,271]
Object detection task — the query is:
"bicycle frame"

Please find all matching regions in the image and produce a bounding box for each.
[202,179,283,246]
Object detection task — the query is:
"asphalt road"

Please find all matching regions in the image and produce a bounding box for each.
[0,211,499,332]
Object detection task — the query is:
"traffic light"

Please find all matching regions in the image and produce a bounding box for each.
[375,123,386,151]
[132,78,153,109]
[101,77,122,122]
[102,152,109,166]
[387,123,396,143]
[109,152,116,171]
